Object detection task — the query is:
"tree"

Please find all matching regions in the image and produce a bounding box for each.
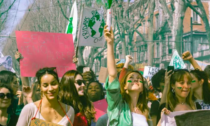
[159,0,187,54]
[0,0,17,33]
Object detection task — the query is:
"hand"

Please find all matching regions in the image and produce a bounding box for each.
[15,51,23,61]
[161,108,171,116]
[16,90,22,98]
[182,51,193,61]
[73,55,78,64]
[104,25,114,45]
[146,77,152,87]
[125,55,133,64]
[22,86,32,98]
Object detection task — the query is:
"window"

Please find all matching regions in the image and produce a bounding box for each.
[192,7,201,24]
[168,36,173,54]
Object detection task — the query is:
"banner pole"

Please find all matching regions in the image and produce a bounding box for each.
[75,4,84,57]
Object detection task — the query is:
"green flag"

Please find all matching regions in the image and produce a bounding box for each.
[66,1,78,42]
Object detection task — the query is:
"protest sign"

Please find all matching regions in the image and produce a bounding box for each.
[93,99,107,121]
[169,50,186,69]
[98,67,108,83]
[78,7,105,47]
[30,118,62,126]
[175,110,210,126]
[143,66,160,79]
[161,110,210,126]
[190,60,210,70]
[16,31,76,77]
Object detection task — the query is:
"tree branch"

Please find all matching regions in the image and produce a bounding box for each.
[186,1,202,18]
[159,0,173,24]
[135,29,146,41]
[57,0,69,20]
[0,0,16,18]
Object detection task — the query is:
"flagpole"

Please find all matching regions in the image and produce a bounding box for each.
[75,4,84,57]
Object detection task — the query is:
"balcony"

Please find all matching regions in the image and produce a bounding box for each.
[161,54,172,62]
[153,58,161,64]
[194,49,210,60]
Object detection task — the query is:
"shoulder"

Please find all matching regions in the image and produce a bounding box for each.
[22,103,36,112]
[60,102,75,115]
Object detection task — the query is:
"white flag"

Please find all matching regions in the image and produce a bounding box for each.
[169,50,186,69]
[78,7,105,47]
[66,1,78,42]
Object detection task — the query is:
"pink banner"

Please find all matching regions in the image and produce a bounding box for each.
[16,31,76,77]
[93,99,107,121]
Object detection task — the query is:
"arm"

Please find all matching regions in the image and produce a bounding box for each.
[16,103,34,126]
[182,51,202,70]
[15,51,33,104]
[160,70,172,105]
[104,25,117,83]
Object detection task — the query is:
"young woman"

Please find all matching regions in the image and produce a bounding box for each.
[0,83,18,126]
[16,67,75,126]
[190,69,210,109]
[59,70,95,126]
[86,81,104,102]
[104,25,149,126]
[157,70,199,125]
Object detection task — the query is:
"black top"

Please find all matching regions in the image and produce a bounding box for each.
[150,100,160,116]
[0,114,19,126]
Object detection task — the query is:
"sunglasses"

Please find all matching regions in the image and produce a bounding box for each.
[0,93,12,99]
[38,67,57,74]
[76,80,86,86]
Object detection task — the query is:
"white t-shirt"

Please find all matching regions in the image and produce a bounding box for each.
[132,112,148,126]
[16,103,75,126]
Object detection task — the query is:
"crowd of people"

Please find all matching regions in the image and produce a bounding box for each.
[0,25,210,126]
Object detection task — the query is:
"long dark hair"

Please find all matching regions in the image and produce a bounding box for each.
[190,69,210,104]
[59,70,95,125]
[35,67,59,85]
[0,83,15,113]
[120,70,148,118]
[0,70,16,84]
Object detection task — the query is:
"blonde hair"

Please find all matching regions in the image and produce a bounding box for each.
[166,70,196,111]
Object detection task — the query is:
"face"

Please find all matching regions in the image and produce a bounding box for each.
[172,75,191,99]
[40,74,59,100]
[124,72,143,93]
[87,82,103,102]
[11,76,18,94]
[0,88,12,108]
[75,74,85,96]
[82,71,94,85]
[190,73,201,90]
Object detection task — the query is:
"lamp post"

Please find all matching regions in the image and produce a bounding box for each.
[191,17,193,56]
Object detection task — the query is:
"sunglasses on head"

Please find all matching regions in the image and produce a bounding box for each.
[76,80,86,86]
[38,67,57,74]
[0,93,12,99]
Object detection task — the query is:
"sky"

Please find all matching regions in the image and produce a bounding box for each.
[0,0,33,51]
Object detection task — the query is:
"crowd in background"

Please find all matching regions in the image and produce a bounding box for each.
[0,25,210,126]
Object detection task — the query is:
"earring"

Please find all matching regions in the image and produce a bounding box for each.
[172,88,175,93]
